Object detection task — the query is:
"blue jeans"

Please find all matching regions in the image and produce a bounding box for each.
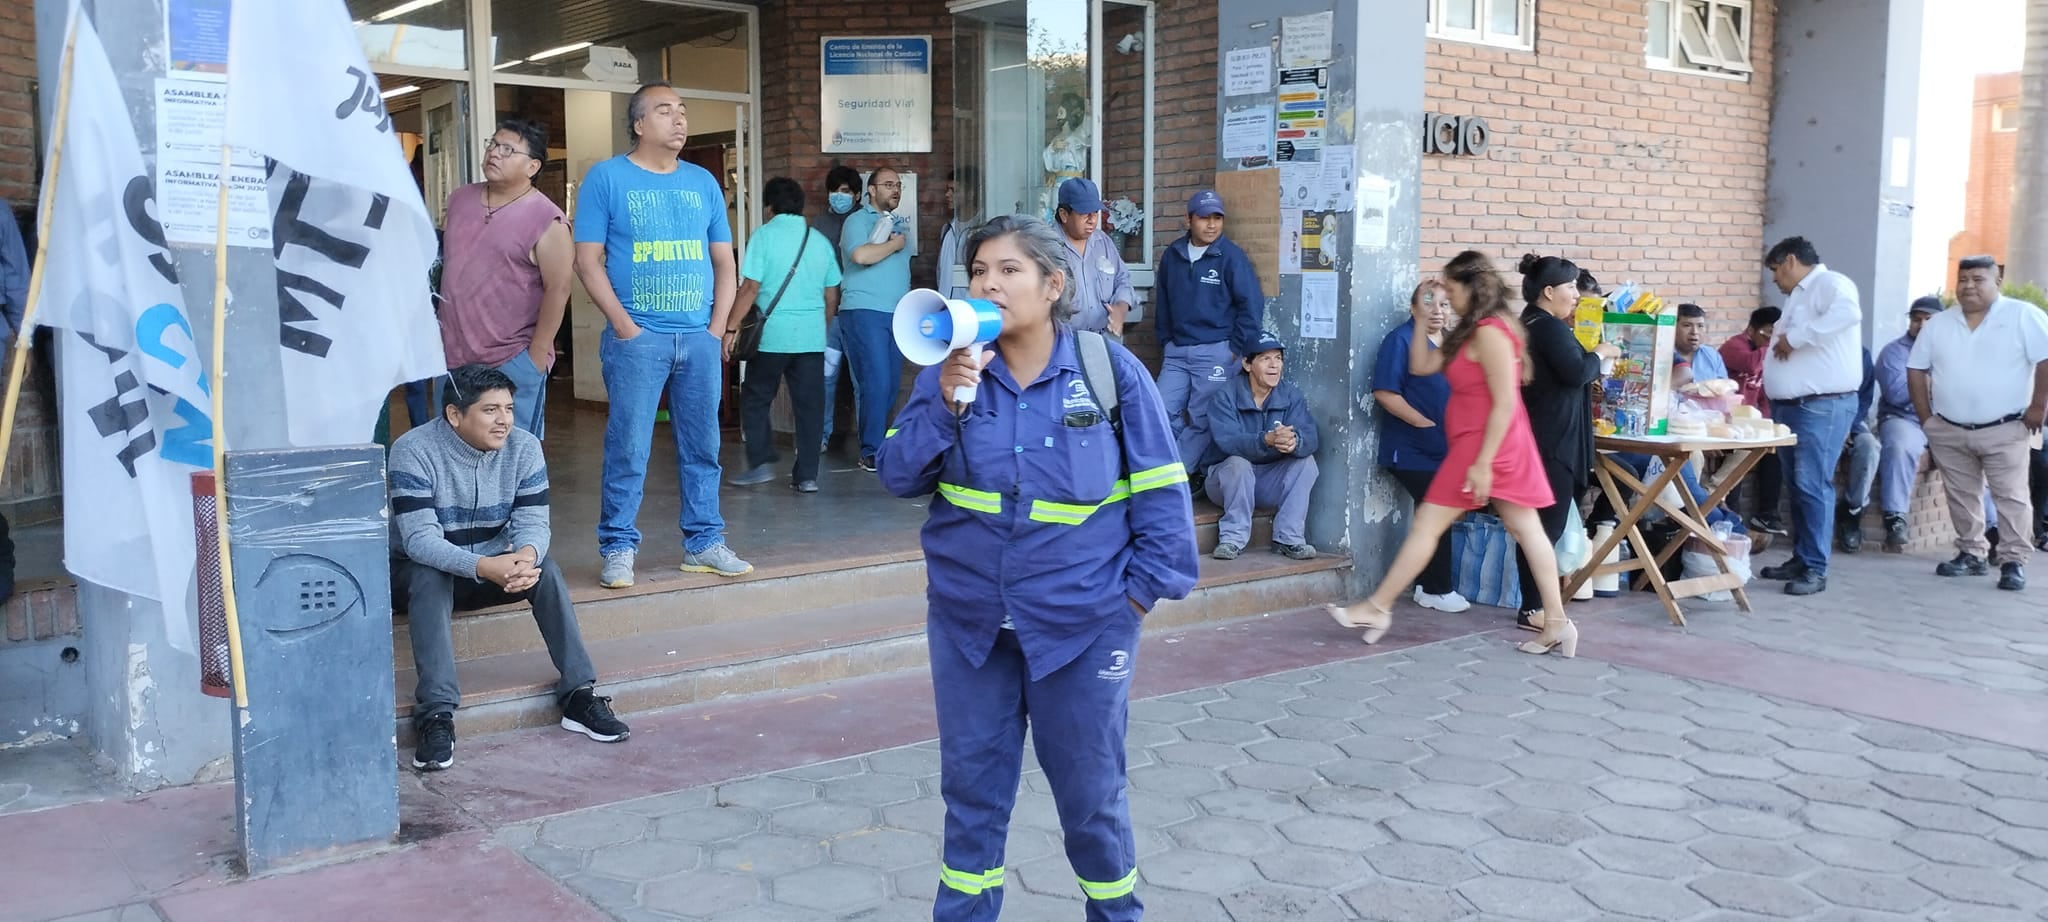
[839,309,903,461]
[496,349,550,438]
[1843,422,1878,512]
[822,315,847,448]
[597,327,727,555]
[404,379,433,427]
[1772,394,1858,576]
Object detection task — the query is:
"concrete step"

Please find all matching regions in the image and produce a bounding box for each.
[401,504,1277,665]
[402,550,1349,744]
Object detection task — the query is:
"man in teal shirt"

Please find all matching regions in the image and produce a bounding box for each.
[573,82,750,588]
[837,166,914,471]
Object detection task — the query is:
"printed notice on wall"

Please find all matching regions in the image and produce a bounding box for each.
[1223,47,1272,97]
[155,77,271,247]
[1215,169,1282,296]
[820,36,934,153]
[1279,161,1317,209]
[1279,11,1333,66]
[1276,67,1327,162]
[1222,107,1275,162]
[1358,174,1393,250]
[1299,272,1338,340]
[1317,145,1354,212]
[1279,207,1303,274]
[166,0,230,78]
[1298,210,1339,272]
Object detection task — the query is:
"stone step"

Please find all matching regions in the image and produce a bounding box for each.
[399,551,1348,744]
[398,505,1276,665]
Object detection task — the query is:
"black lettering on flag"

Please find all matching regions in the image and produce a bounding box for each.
[275,269,338,358]
[122,175,179,285]
[334,67,393,134]
[76,335,157,478]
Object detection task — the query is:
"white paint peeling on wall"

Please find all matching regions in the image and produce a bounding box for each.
[126,643,157,775]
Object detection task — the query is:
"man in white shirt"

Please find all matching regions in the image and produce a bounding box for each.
[935,166,980,300]
[1907,256,2048,591]
[1755,237,1864,596]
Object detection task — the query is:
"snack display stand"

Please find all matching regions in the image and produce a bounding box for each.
[1563,432,1797,627]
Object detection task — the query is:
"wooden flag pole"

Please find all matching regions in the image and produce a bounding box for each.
[208,137,250,709]
[0,24,78,487]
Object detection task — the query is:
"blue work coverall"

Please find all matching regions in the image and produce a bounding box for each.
[879,326,1200,921]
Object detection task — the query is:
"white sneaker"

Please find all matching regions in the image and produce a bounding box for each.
[599,549,636,589]
[1413,588,1472,613]
[681,542,753,577]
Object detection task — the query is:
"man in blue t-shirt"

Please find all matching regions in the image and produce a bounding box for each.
[573,82,750,589]
[837,166,914,471]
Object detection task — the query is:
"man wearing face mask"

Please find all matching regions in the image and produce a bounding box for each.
[817,165,862,455]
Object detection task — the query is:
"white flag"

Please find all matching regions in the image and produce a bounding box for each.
[224,0,444,447]
[40,7,210,651]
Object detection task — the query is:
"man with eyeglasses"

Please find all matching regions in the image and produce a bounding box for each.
[439,117,572,438]
[838,165,914,472]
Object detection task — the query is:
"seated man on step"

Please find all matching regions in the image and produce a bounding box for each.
[390,363,630,772]
[1185,330,1319,561]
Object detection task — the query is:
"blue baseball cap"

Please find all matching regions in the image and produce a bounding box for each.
[1188,190,1226,217]
[1251,330,1285,355]
[1057,178,1103,214]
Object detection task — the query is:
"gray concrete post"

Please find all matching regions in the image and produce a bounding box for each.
[1763,0,1927,347]
[225,445,396,873]
[1212,0,1425,589]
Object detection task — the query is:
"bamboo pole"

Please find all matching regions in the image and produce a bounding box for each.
[0,23,77,486]
[209,138,250,709]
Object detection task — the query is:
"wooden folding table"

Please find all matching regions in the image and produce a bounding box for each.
[1561,432,1796,626]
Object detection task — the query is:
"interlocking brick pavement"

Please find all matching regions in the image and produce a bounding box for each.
[506,631,2048,921]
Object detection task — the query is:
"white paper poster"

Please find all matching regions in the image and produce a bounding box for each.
[1358,174,1393,250]
[1280,11,1334,66]
[1317,145,1355,212]
[1224,47,1272,96]
[1276,67,1327,161]
[820,36,934,153]
[1279,207,1303,274]
[1279,161,1318,209]
[1300,271,1338,340]
[1222,107,1274,161]
[155,76,270,247]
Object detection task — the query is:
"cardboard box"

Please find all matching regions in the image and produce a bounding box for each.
[1598,311,1676,437]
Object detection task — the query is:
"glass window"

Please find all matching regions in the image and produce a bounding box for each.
[1428,0,1533,50]
[349,0,468,71]
[1647,0,1753,77]
[488,1,747,87]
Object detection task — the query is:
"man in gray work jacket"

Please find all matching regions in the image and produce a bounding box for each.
[389,363,629,771]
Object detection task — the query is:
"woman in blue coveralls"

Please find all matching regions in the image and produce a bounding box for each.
[879,215,1201,921]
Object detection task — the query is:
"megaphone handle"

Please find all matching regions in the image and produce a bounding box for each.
[951,343,987,407]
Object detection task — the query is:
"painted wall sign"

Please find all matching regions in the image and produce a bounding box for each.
[820,36,933,154]
[1423,113,1491,157]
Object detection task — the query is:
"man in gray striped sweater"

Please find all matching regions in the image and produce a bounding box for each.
[390,364,629,771]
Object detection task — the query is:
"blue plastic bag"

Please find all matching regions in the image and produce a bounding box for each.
[1451,513,1522,610]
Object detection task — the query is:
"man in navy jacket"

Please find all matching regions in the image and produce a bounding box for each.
[1185,331,1318,560]
[1153,190,1265,468]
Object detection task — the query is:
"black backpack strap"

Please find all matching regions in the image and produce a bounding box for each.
[1075,329,1122,437]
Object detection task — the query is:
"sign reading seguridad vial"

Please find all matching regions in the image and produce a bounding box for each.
[820,36,932,154]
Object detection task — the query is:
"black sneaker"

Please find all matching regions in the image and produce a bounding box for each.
[1998,563,2027,591]
[1836,506,1863,553]
[1882,514,1908,553]
[857,454,878,473]
[561,687,631,742]
[1758,558,1809,581]
[1935,553,1989,577]
[1785,574,1828,596]
[1212,543,1242,561]
[412,712,455,771]
[1748,514,1789,536]
[1273,542,1317,560]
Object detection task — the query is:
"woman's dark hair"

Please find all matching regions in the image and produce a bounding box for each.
[824,164,861,195]
[1441,250,1525,367]
[440,363,516,416]
[763,176,805,217]
[1517,253,1583,306]
[963,215,1075,324]
[1576,268,1601,296]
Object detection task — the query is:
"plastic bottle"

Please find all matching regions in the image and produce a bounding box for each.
[1592,522,1621,597]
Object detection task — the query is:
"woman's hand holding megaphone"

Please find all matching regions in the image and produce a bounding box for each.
[941,347,997,415]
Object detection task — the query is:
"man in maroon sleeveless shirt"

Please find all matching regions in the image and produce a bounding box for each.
[438,118,574,437]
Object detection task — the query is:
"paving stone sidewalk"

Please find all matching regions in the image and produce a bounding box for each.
[503,632,2048,921]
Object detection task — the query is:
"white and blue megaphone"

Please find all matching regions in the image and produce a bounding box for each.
[893,288,1004,406]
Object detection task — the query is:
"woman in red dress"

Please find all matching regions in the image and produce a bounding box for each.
[1327,250,1578,656]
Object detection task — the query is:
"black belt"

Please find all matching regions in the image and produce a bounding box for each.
[1773,391,1854,407]
[1937,413,2024,431]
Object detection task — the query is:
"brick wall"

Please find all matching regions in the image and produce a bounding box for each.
[2,585,80,646]
[1947,72,2019,275]
[1420,0,1777,346]
[0,0,36,205]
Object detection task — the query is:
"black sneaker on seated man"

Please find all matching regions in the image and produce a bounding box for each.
[392,364,632,773]
[1784,572,1827,596]
[1758,558,1809,581]
[1273,542,1316,560]
[1999,562,2027,591]
[1935,552,1989,577]
[1748,514,1789,536]
[1881,514,1908,553]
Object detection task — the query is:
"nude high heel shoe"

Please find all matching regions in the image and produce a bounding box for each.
[1517,618,1578,658]
[1325,600,1394,645]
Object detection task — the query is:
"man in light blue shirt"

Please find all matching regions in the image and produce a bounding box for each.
[838,166,913,471]
[1672,303,1728,385]
[1053,178,1134,338]
[573,82,749,588]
